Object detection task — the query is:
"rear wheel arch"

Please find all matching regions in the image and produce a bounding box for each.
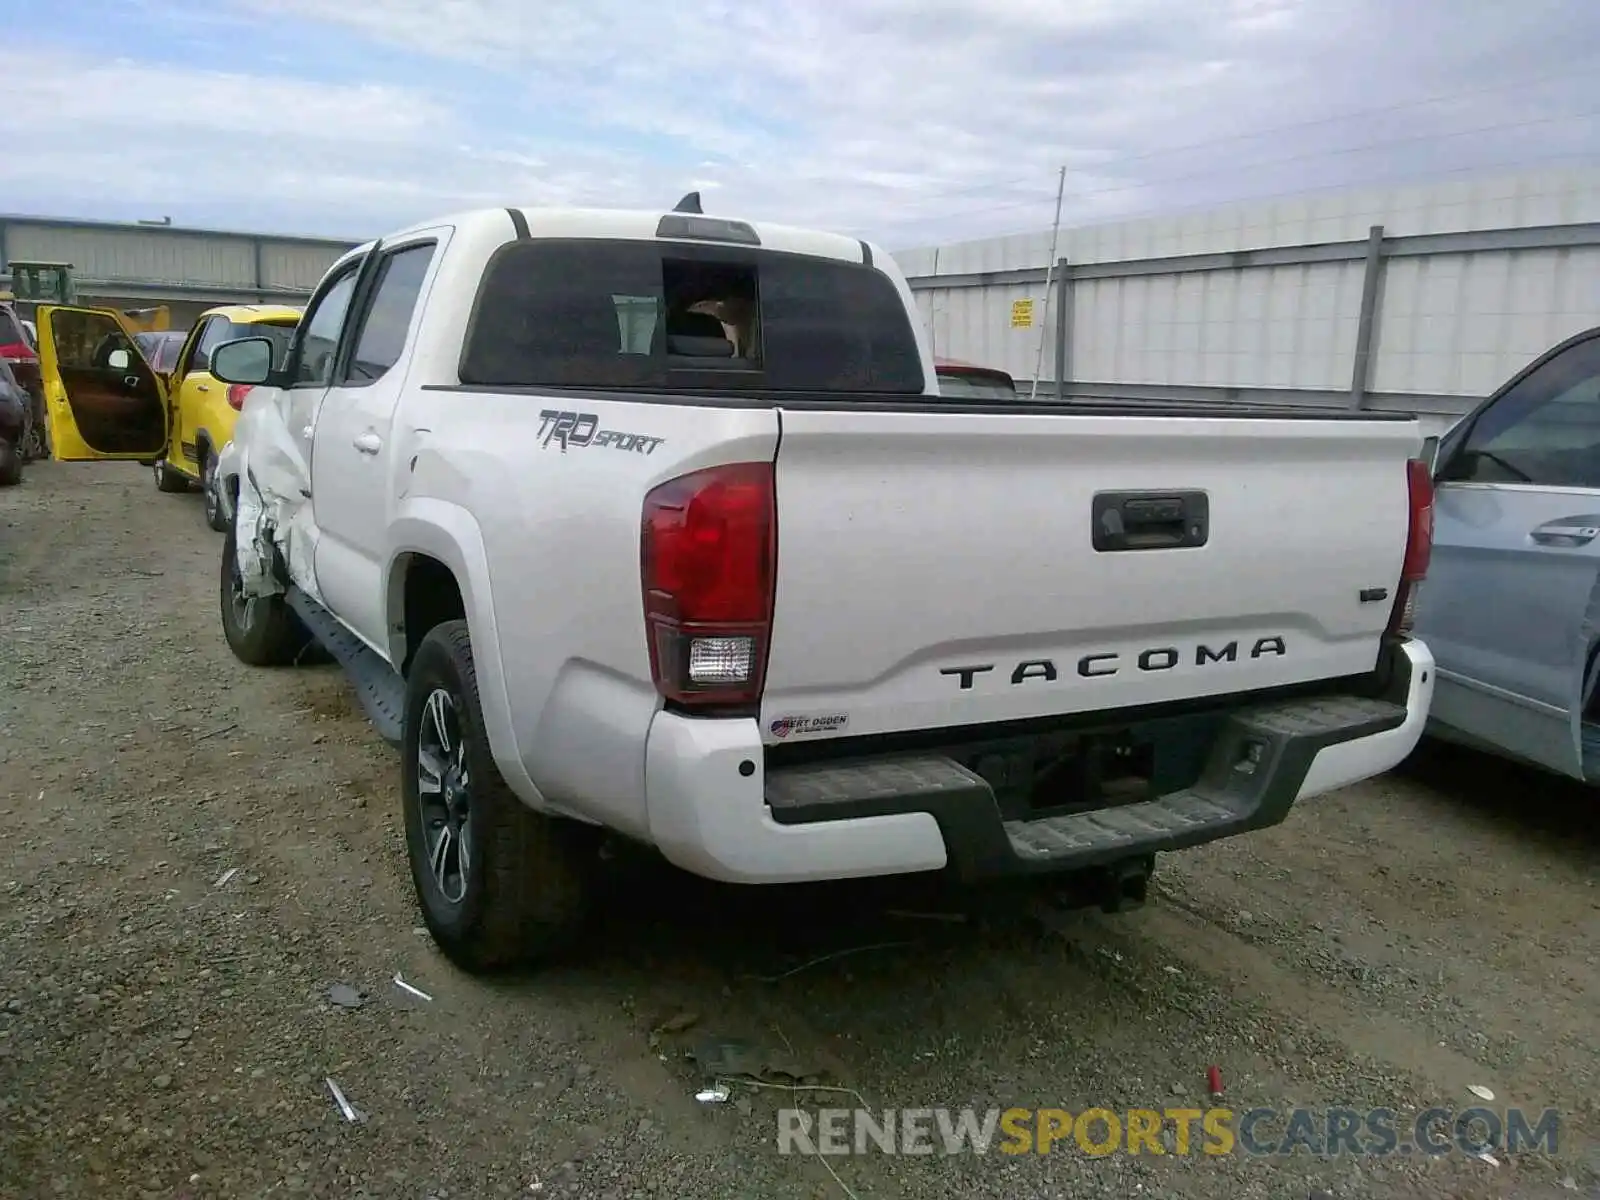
[384,508,524,774]
[385,506,497,668]
[396,552,467,676]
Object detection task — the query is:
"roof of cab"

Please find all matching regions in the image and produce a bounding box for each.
[381,205,872,265]
[200,303,303,323]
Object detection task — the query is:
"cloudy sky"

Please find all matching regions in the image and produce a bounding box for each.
[2,0,1596,248]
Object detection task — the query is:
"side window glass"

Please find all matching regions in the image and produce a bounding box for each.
[192,318,234,373]
[346,244,435,383]
[1450,337,1600,488]
[181,319,214,374]
[293,269,361,387]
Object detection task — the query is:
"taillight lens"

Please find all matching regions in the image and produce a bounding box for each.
[641,462,776,709]
[226,384,253,411]
[1388,457,1435,636]
[0,341,35,364]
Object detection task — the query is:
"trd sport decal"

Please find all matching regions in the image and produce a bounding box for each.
[538,409,664,455]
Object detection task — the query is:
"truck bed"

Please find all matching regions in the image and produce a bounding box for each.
[428,382,1418,422]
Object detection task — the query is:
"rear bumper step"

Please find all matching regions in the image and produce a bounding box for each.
[764,690,1409,879]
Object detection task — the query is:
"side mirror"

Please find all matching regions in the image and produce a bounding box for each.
[210,337,274,386]
[107,348,131,371]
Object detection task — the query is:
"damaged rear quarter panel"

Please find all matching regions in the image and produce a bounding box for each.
[393,386,778,836]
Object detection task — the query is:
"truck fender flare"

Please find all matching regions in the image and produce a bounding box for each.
[384,500,539,805]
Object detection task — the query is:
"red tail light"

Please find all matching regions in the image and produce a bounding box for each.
[0,341,35,364]
[1388,457,1435,636]
[641,462,776,709]
[226,384,253,411]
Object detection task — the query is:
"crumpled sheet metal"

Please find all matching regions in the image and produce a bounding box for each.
[218,393,322,605]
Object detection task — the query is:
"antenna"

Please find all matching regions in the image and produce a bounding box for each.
[672,191,703,214]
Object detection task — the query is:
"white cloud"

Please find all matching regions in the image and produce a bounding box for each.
[1,0,1596,248]
[4,54,447,143]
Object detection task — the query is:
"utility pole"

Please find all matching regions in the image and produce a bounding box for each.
[1030,165,1067,400]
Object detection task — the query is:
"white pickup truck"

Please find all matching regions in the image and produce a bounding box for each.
[187,200,1434,972]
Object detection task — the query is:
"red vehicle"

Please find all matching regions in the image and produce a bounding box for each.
[933,356,1017,399]
[0,301,45,460]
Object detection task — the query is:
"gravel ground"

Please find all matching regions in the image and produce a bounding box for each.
[1,462,1596,1200]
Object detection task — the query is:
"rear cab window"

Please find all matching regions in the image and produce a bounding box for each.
[458,239,926,394]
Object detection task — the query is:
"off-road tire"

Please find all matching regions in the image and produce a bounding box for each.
[402,619,594,972]
[154,458,189,494]
[0,436,21,486]
[218,522,312,666]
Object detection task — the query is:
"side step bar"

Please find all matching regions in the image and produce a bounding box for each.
[285,587,406,746]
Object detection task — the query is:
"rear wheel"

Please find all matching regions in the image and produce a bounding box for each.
[0,436,21,487]
[402,619,594,972]
[218,520,312,666]
[200,449,227,531]
[153,458,189,494]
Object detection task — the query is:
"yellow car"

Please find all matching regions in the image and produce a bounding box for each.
[35,303,300,530]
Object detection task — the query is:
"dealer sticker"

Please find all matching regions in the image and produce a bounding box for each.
[769,713,849,739]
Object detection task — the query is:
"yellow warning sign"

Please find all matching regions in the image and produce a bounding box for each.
[1010,299,1035,329]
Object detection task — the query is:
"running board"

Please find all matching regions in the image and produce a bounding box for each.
[285,587,405,746]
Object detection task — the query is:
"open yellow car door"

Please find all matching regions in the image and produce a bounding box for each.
[36,305,169,461]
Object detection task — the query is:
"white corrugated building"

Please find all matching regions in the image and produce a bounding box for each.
[897,166,1600,435]
[0,214,356,326]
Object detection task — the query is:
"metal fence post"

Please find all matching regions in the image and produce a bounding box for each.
[1349,224,1386,409]
[1054,257,1071,401]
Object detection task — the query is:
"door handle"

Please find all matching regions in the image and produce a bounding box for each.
[1530,523,1600,546]
[353,431,383,455]
[302,425,314,439]
[196,384,210,393]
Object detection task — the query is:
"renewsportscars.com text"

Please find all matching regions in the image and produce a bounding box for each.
[776,1106,1560,1158]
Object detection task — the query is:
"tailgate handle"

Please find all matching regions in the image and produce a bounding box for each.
[1092,490,1209,552]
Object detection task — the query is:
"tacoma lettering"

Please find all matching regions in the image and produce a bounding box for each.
[939,664,995,689]
[942,638,1287,689]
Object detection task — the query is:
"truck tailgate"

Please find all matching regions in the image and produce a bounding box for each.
[761,407,1421,743]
